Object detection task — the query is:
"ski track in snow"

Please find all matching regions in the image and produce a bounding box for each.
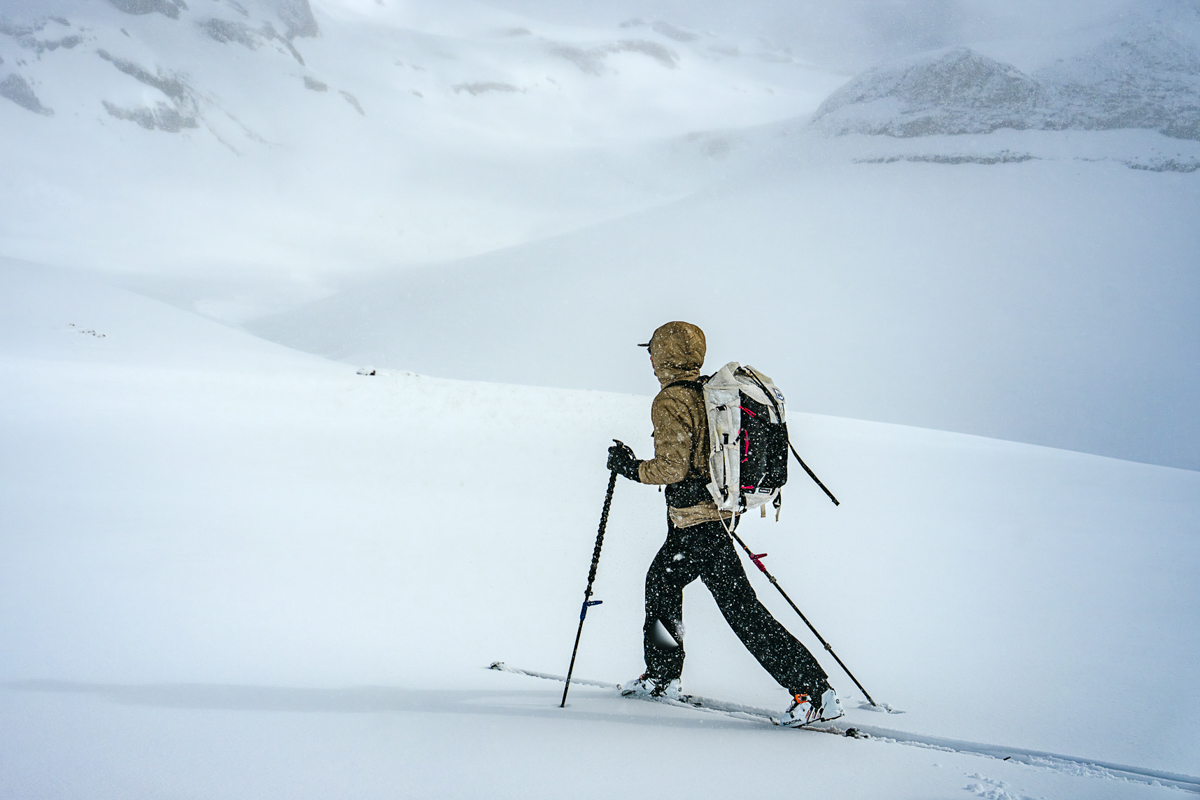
[490,663,1200,795]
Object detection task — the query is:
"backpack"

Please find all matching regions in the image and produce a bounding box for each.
[701,363,790,516]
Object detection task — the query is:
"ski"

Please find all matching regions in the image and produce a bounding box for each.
[487,661,859,736]
[489,661,1200,794]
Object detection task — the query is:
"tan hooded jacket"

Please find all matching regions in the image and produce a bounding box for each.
[636,321,734,528]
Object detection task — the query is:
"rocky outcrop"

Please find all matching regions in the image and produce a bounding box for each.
[97,49,199,132]
[812,48,1042,137]
[547,39,678,75]
[0,73,53,115]
[276,0,317,39]
[1038,22,1200,140]
[107,0,188,20]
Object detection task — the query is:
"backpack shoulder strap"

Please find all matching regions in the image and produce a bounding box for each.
[660,376,713,509]
[664,375,709,393]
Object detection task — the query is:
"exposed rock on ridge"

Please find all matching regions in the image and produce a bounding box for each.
[0,73,53,115]
[107,0,188,21]
[813,48,1042,137]
[97,49,199,131]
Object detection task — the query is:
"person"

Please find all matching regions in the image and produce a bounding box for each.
[606,320,843,726]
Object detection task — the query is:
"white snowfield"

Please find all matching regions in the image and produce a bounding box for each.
[2,0,1200,796]
[249,126,1200,472]
[2,261,1197,799]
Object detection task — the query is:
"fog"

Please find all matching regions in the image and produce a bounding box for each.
[1,0,1198,469]
[478,0,1139,69]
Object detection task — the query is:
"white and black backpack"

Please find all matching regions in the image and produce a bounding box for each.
[690,363,791,516]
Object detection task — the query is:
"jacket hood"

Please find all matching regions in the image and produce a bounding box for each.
[648,321,706,386]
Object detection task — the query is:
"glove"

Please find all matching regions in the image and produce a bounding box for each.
[607,440,642,482]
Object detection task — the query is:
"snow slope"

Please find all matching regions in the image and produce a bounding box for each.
[2,260,1197,799]
[0,0,840,282]
[248,126,1200,471]
[237,3,1200,472]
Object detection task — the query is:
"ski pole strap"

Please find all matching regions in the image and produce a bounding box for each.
[749,552,769,573]
[579,599,603,620]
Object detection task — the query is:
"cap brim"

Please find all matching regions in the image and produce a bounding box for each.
[637,342,651,348]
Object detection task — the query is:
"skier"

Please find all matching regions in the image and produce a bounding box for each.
[606,320,843,726]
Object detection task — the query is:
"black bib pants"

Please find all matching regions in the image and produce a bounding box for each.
[643,517,828,695]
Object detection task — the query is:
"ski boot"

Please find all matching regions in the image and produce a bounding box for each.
[780,684,844,727]
[620,673,685,701]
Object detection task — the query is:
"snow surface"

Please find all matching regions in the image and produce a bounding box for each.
[2,258,1198,799]
[3,0,1200,796]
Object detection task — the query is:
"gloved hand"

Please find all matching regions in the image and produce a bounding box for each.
[607,440,642,482]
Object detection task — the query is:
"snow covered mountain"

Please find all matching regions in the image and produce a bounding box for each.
[812,2,1200,147]
[0,0,839,279]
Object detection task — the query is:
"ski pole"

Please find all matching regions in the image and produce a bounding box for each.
[788,442,839,506]
[560,466,619,708]
[726,526,876,707]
